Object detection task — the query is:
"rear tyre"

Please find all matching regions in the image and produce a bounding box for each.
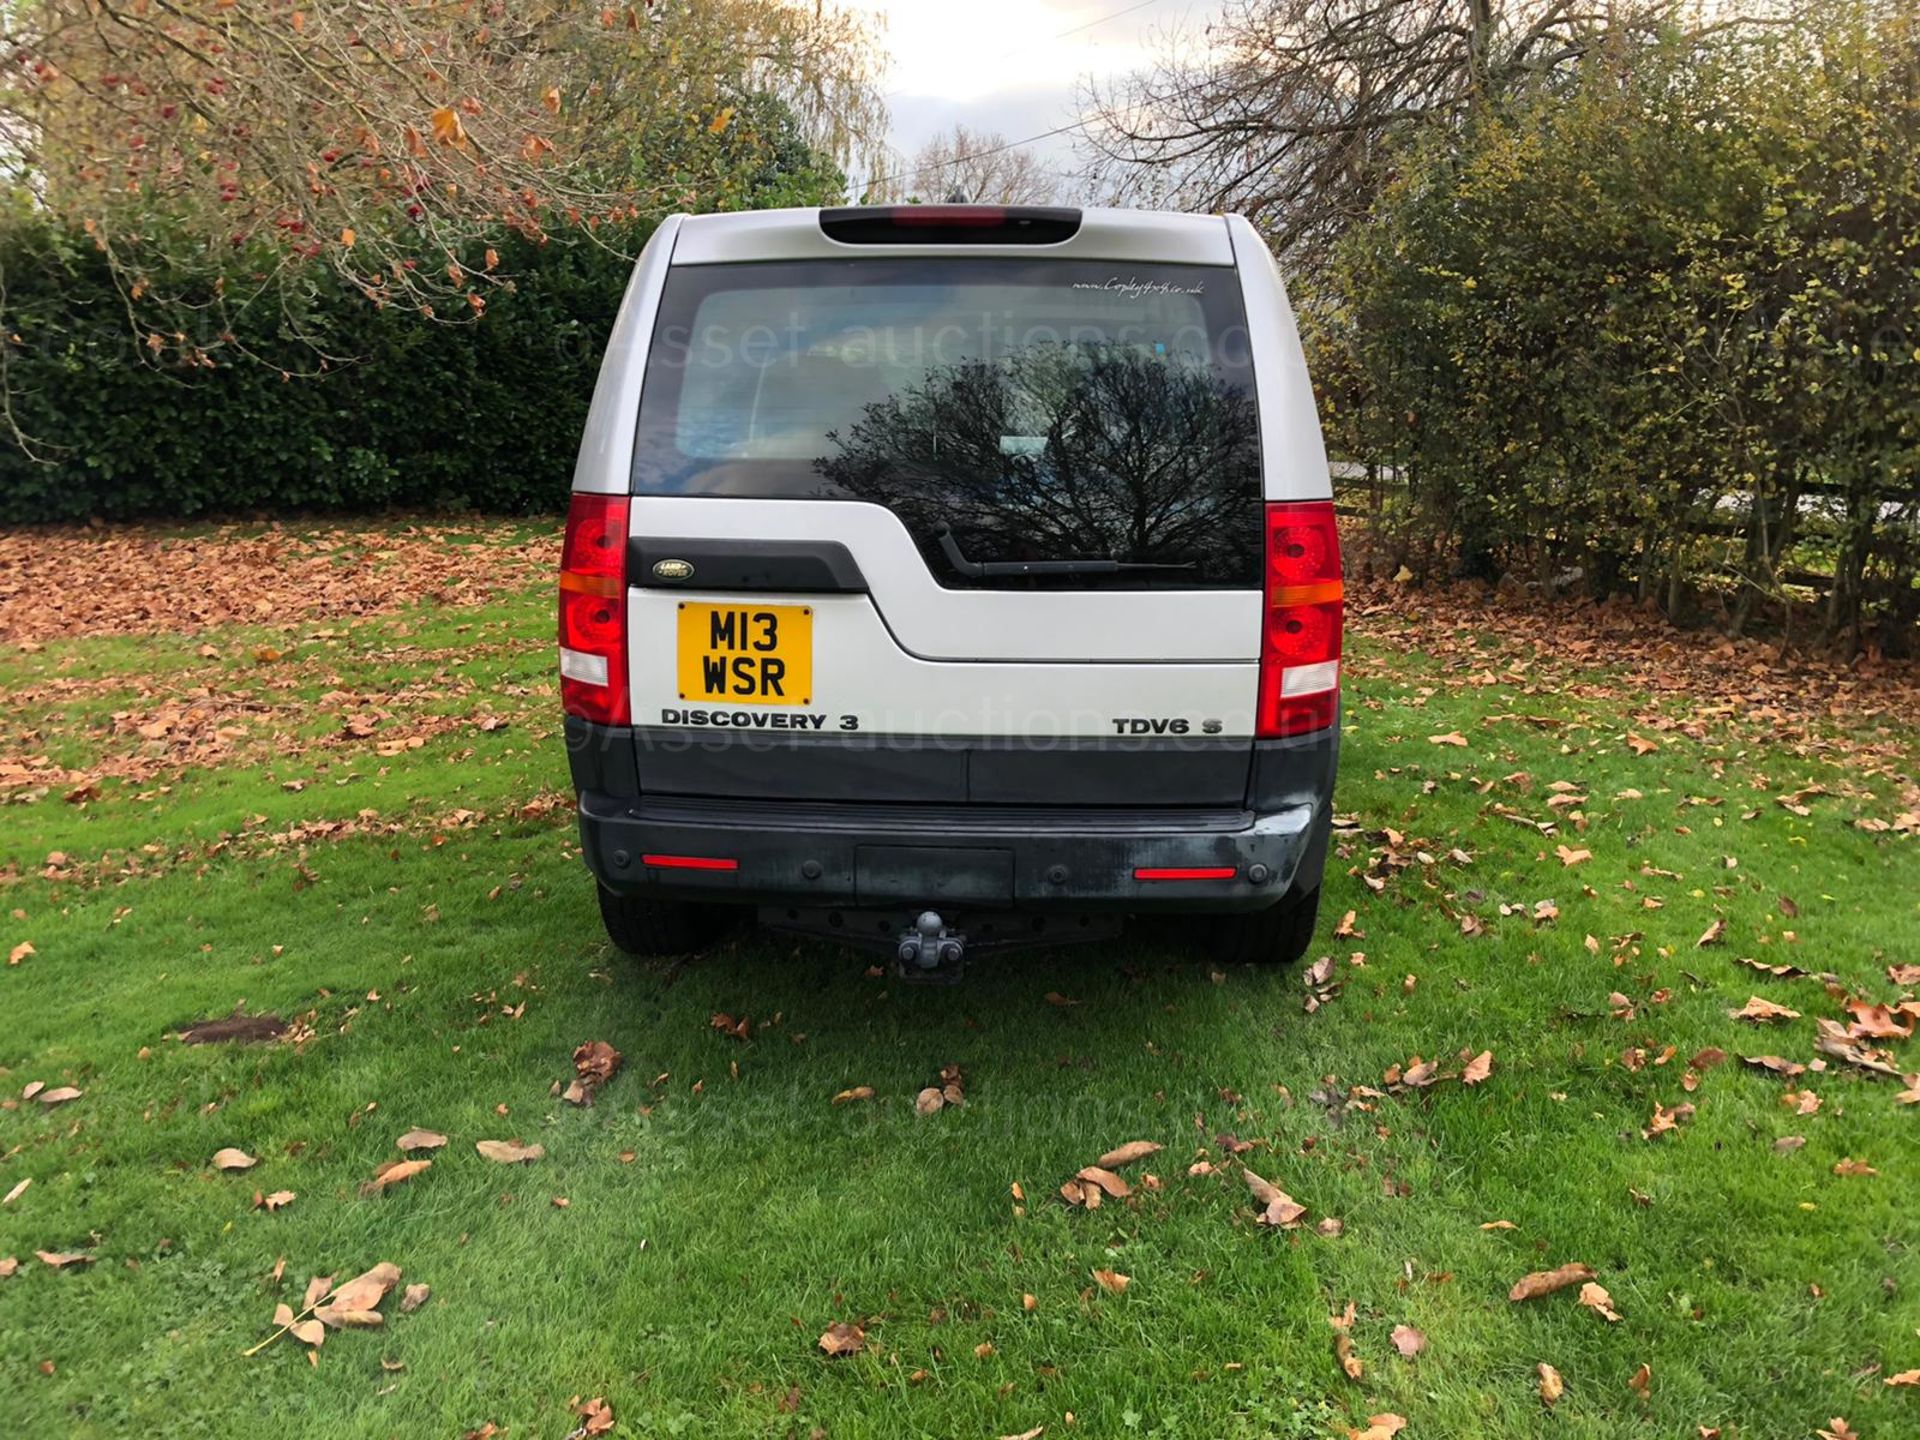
[1212,885,1322,966]
[596,886,733,958]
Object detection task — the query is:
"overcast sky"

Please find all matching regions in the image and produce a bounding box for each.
[836,0,1222,197]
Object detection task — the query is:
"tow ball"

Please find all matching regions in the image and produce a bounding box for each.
[896,910,965,981]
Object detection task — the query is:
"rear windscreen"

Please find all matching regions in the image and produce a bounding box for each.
[631,258,1263,589]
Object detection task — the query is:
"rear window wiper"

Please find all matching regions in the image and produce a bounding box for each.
[936,525,1197,578]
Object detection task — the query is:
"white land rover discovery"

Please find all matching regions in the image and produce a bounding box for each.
[560,205,1341,977]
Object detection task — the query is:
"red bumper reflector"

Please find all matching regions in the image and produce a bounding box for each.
[1134,866,1238,882]
[642,854,739,872]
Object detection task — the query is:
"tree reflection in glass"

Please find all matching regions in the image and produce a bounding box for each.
[814,344,1262,589]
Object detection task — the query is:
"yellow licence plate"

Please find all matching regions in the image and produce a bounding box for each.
[675,602,814,707]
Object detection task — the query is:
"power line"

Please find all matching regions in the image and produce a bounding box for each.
[1032,0,1170,48]
[855,117,1093,197]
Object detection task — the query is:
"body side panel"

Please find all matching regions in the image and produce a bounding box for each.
[571,216,684,495]
[1226,214,1331,503]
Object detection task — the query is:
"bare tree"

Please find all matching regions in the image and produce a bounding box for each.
[899,125,1058,205]
[1077,0,1724,259]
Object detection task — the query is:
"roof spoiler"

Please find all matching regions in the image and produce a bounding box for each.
[819,206,1083,246]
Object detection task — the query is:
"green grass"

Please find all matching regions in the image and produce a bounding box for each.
[3,530,1918,1439]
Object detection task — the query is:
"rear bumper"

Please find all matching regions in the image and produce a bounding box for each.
[569,712,1337,915]
[577,789,1329,913]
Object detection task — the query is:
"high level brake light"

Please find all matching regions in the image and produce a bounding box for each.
[558,493,630,725]
[1255,501,1344,738]
[818,206,1083,246]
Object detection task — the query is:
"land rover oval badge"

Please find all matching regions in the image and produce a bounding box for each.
[652,558,694,581]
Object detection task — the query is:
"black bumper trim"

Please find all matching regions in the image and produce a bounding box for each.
[578,789,1326,914]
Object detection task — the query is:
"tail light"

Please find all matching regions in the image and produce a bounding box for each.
[558,493,630,725]
[1256,501,1343,737]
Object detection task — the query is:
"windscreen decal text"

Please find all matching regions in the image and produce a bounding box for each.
[1071,276,1207,299]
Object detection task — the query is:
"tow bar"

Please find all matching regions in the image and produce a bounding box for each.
[896,910,966,982]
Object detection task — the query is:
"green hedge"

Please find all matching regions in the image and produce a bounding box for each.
[0,220,651,523]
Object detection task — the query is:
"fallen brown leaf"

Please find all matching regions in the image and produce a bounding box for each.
[396,1129,448,1152]
[571,1396,615,1436]
[1832,1157,1877,1177]
[1538,1361,1564,1405]
[1462,1050,1494,1085]
[316,1261,401,1328]
[253,1190,296,1213]
[400,1283,430,1314]
[1096,1140,1162,1168]
[573,1040,623,1085]
[1509,1262,1595,1302]
[1646,1099,1696,1138]
[1813,1017,1905,1077]
[914,1087,945,1116]
[1243,1167,1307,1226]
[474,1139,544,1164]
[1390,1323,1425,1358]
[212,1148,258,1171]
[1782,1089,1821,1116]
[1697,918,1726,947]
[1578,1281,1622,1322]
[1628,1363,1651,1398]
[1845,999,1914,1040]
[362,1159,430,1195]
[1334,1331,1363,1380]
[1076,1166,1132,1199]
[818,1321,865,1356]
[831,1086,875,1105]
[1729,996,1800,1023]
[1091,1268,1130,1295]
[36,1250,94,1269]
[1349,1416,1406,1440]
